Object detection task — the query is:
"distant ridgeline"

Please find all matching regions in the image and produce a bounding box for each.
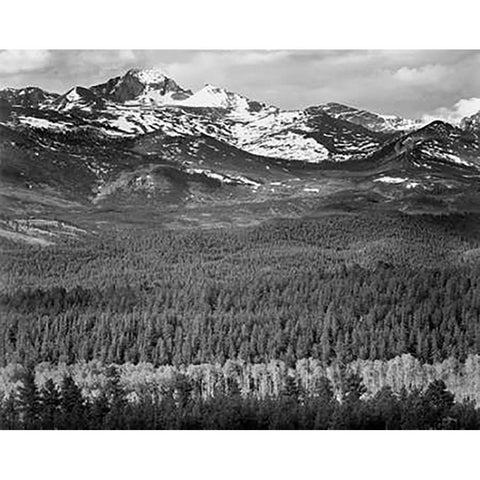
[1,214,480,408]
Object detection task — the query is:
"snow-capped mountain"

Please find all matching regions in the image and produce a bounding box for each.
[180,84,270,114]
[6,69,389,163]
[230,107,386,162]
[90,68,192,105]
[4,68,475,166]
[344,120,480,196]
[6,67,477,167]
[317,102,424,133]
[3,66,480,231]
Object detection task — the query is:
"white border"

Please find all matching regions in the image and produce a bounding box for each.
[1,431,479,479]
[1,0,479,49]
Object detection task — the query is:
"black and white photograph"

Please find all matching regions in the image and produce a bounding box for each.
[1,1,479,478]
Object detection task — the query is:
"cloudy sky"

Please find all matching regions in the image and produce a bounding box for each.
[1,50,480,122]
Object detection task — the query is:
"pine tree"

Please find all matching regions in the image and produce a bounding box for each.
[422,380,455,428]
[104,365,127,429]
[39,379,60,429]
[17,367,40,429]
[281,375,300,401]
[173,374,193,409]
[59,375,86,429]
[0,393,20,430]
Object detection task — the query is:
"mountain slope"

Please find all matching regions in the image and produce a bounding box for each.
[336,121,480,198]
[0,86,58,108]
[4,68,480,234]
[232,107,389,162]
[180,84,270,114]
[51,86,106,113]
[317,102,423,133]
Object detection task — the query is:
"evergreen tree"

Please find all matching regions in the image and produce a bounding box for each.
[104,365,127,429]
[422,380,455,428]
[17,367,40,429]
[0,393,20,430]
[39,379,60,429]
[59,375,85,429]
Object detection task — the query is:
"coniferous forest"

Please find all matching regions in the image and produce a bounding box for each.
[2,212,480,429]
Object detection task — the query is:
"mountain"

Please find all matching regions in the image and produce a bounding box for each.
[7,72,387,163]
[232,107,388,162]
[52,86,106,112]
[317,102,423,133]
[340,120,480,193]
[0,86,58,108]
[367,120,480,171]
[3,67,480,239]
[90,68,192,105]
[180,84,270,114]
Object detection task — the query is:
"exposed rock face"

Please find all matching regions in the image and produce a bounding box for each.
[52,86,106,112]
[91,72,145,102]
[0,87,58,108]
[461,111,480,133]
[0,97,12,121]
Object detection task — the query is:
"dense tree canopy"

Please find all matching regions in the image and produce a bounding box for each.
[1,213,480,367]
[1,370,478,430]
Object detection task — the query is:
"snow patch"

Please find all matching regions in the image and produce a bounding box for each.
[131,68,167,85]
[240,130,329,162]
[18,116,72,131]
[181,85,250,111]
[374,176,408,184]
[421,146,475,167]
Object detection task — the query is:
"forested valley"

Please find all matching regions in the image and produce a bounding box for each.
[2,212,480,428]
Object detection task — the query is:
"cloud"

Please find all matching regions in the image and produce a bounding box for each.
[393,64,448,85]
[0,50,52,75]
[423,97,480,124]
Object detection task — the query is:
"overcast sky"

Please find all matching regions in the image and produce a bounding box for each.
[1,50,479,122]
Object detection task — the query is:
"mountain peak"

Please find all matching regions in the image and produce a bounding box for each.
[0,86,58,108]
[125,68,168,85]
[91,69,192,104]
[181,84,269,114]
[52,86,104,112]
[202,83,225,91]
[65,86,94,101]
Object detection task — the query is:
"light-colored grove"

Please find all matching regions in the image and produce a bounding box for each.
[1,354,479,404]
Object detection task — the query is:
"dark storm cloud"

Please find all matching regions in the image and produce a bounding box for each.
[1,50,479,120]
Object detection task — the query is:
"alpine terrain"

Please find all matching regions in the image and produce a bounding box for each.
[2,66,480,430]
